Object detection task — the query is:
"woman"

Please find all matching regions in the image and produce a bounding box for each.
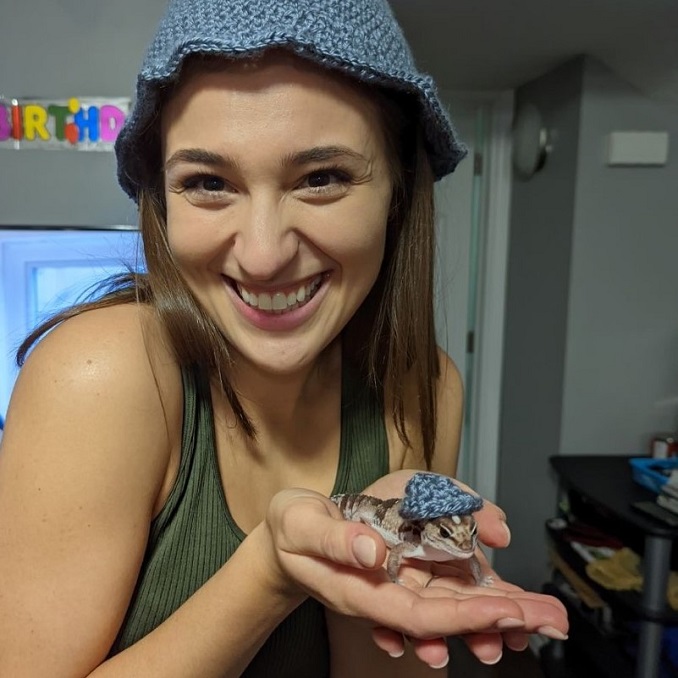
[0,0,567,676]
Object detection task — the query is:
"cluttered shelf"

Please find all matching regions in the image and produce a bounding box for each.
[541,580,635,678]
[547,455,678,678]
[546,520,678,623]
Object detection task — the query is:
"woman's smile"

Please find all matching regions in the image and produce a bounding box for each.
[232,273,325,314]
[224,272,332,332]
[162,53,393,374]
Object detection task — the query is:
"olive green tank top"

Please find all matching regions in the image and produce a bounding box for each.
[109,363,388,676]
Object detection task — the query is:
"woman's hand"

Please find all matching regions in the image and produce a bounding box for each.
[352,470,567,668]
[262,474,568,670]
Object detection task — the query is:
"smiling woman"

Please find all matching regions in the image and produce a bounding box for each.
[0,0,568,677]
[162,54,393,373]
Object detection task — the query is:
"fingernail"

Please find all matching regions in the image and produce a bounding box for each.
[538,626,568,641]
[496,617,525,630]
[429,656,449,670]
[482,652,503,666]
[502,521,512,544]
[388,649,404,659]
[352,535,377,567]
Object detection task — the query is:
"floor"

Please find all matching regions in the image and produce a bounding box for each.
[447,639,545,678]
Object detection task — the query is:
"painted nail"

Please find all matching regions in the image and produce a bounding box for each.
[429,655,450,670]
[538,626,569,641]
[496,617,525,630]
[352,535,377,567]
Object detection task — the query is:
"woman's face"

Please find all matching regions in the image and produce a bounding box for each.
[161,54,393,376]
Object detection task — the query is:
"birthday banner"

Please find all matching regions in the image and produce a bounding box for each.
[0,97,130,151]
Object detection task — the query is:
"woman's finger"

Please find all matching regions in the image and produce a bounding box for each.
[371,628,450,670]
[267,489,387,570]
[462,632,505,665]
[502,630,530,652]
[371,626,405,657]
[409,636,450,670]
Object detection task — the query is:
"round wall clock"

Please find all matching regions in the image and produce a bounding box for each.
[512,103,551,179]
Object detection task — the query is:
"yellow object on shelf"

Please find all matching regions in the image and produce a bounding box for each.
[586,547,643,592]
[586,547,678,610]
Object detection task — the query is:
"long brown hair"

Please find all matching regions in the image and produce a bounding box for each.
[17,63,440,466]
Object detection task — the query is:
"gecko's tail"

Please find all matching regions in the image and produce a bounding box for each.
[329,493,360,518]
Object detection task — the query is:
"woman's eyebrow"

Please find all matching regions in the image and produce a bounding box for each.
[164,145,368,173]
[281,145,368,167]
[164,148,238,172]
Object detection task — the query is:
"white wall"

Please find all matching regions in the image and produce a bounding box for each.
[496,56,678,590]
[561,59,678,455]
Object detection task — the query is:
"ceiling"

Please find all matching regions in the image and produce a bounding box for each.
[389,0,678,102]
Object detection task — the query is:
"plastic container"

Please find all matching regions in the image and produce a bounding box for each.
[629,457,678,494]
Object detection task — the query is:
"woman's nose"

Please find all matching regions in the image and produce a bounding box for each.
[231,198,299,281]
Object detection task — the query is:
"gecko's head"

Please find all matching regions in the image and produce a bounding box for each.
[422,515,478,559]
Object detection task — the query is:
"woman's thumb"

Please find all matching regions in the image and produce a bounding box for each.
[268,489,386,570]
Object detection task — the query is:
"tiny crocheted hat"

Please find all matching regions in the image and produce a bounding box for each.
[399,472,484,520]
[115,0,467,200]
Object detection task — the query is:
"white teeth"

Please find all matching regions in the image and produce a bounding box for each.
[237,276,322,313]
[272,293,287,311]
[258,293,272,311]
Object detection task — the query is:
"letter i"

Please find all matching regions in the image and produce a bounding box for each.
[65,97,80,145]
[11,100,22,140]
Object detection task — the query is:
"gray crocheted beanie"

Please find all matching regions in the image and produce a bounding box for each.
[115,0,467,200]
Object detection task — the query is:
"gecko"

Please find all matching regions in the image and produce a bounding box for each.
[331,492,491,586]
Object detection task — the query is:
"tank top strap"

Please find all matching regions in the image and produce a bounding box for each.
[146,364,215,541]
[332,361,389,495]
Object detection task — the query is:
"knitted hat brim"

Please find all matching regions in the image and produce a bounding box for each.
[115,39,467,201]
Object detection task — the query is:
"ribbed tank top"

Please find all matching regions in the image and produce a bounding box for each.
[109,362,388,676]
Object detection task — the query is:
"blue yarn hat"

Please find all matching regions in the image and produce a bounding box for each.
[399,472,484,520]
[115,0,467,200]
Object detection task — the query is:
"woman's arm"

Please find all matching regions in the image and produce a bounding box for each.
[0,305,307,678]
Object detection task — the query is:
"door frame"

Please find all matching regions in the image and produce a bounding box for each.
[468,91,514,504]
[437,90,514,505]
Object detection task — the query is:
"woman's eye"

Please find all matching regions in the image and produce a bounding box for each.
[184,175,227,192]
[171,174,234,205]
[307,171,334,188]
[301,169,351,192]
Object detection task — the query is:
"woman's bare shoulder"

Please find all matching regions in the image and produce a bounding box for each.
[429,348,464,475]
[386,347,463,475]
[24,301,175,371]
[5,302,183,482]
[20,302,180,403]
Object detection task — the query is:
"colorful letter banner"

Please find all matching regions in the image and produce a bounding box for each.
[0,97,130,152]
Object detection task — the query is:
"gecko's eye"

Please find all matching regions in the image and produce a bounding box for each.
[439,525,453,539]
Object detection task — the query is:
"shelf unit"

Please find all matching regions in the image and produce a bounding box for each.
[548,455,678,678]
